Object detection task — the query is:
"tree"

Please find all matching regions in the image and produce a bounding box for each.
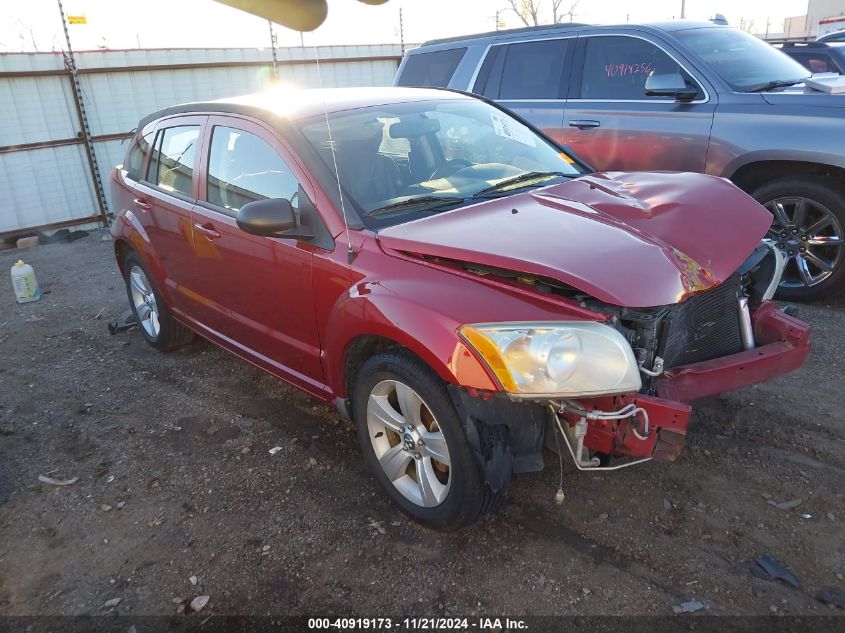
[552,0,579,23]
[12,19,41,52]
[739,17,756,33]
[505,0,541,27]
[505,0,579,27]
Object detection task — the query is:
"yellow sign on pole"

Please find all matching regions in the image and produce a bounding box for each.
[67,15,87,25]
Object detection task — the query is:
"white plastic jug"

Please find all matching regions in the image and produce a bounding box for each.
[11,260,41,303]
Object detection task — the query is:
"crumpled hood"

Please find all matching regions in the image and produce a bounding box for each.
[376,172,773,307]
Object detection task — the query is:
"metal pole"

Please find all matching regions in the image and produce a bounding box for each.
[496,10,500,31]
[267,20,278,80]
[681,0,686,19]
[399,7,405,55]
[56,0,109,226]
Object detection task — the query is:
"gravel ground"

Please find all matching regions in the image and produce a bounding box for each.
[0,230,843,618]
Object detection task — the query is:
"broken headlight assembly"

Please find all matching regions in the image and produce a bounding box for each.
[459,322,642,398]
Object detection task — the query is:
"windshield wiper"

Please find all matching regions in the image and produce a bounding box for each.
[363,195,465,217]
[748,79,806,92]
[472,171,570,198]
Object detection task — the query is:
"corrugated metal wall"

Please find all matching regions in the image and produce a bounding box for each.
[0,45,402,237]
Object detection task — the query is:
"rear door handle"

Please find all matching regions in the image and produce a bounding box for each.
[568,119,601,130]
[133,198,151,211]
[194,222,222,240]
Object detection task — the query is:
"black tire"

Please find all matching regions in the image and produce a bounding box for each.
[123,252,194,351]
[751,177,845,302]
[352,348,505,530]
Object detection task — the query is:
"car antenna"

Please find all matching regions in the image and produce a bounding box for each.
[312,40,356,264]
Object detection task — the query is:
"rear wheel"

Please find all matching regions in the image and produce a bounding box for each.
[752,177,845,302]
[123,252,194,351]
[352,349,504,530]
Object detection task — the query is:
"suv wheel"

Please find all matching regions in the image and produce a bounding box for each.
[752,177,845,302]
[352,349,505,530]
[123,252,195,351]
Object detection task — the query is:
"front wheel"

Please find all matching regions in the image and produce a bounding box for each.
[352,349,505,530]
[752,177,845,302]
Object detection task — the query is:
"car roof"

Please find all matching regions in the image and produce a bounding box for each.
[818,30,845,42]
[418,20,723,47]
[137,87,469,130]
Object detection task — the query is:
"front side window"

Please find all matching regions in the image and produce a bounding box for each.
[674,27,809,91]
[206,127,300,213]
[147,125,200,196]
[298,98,583,228]
[499,39,569,99]
[580,36,698,100]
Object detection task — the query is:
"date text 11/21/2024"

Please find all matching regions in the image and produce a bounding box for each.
[306,617,527,630]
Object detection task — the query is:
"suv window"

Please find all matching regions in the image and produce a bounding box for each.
[499,39,569,99]
[674,28,808,92]
[125,132,153,181]
[147,125,200,196]
[206,126,300,213]
[397,48,466,88]
[580,36,696,100]
[788,51,838,74]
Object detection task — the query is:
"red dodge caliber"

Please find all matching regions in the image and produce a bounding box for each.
[110,87,810,529]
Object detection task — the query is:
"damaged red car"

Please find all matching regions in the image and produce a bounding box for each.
[110,87,810,530]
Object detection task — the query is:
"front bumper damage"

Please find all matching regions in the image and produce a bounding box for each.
[451,302,809,487]
[556,301,810,467]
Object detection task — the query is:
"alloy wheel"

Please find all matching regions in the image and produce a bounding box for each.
[128,265,161,338]
[366,379,451,508]
[765,196,844,289]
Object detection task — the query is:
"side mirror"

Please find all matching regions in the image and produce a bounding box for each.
[236,198,299,237]
[645,73,699,101]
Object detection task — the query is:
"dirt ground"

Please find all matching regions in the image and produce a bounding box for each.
[0,230,843,619]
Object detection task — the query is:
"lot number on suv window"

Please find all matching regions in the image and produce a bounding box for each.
[581,36,696,100]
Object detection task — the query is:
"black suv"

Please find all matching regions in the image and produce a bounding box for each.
[396,21,845,301]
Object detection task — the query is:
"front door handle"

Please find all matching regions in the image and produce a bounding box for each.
[133,198,151,211]
[568,119,601,130]
[194,222,222,240]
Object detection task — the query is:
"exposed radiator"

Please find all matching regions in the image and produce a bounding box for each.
[661,275,744,368]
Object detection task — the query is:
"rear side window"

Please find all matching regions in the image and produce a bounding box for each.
[147,125,200,196]
[206,127,300,213]
[499,39,569,99]
[580,36,697,100]
[125,132,153,181]
[397,48,466,87]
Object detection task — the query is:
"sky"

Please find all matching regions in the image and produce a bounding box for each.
[0,0,813,53]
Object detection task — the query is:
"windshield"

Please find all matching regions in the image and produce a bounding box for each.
[297,98,582,228]
[675,27,810,91]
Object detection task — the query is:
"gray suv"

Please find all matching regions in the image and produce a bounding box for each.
[396,22,845,301]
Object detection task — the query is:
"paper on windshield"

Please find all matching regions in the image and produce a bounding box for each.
[490,113,537,147]
[805,73,845,94]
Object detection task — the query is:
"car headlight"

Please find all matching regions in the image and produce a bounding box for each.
[459,322,642,398]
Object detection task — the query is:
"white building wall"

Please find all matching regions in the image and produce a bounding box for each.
[0,45,402,235]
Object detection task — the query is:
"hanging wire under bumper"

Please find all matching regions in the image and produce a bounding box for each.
[550,393,692,470]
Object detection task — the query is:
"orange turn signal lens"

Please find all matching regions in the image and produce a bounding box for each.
[459,325,517,392]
